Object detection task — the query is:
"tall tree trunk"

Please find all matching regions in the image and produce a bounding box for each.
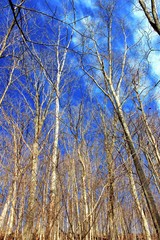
[115,98,160,237]
[0,189,12,232]
[49,30,72,239]
[79,149,89,240]
[100,112,117,240]
[6,128,18,235]
[87,17,160,235]
[25,89,44,239]
[49,71,60,239]
[135,86,160,165]
[125,157,152,240]
[107,13,160,236]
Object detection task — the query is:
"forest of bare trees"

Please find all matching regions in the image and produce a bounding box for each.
[0,0,160,239]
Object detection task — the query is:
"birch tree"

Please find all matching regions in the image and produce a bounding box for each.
[23,69,55,240]
[47,26,74,239]
[80,0,160,237]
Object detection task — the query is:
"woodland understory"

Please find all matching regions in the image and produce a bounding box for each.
[0,0,160,239]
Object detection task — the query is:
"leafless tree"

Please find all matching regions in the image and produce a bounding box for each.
[80,0,160,237]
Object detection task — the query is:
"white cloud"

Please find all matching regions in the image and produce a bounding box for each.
[75,0,93,8]
[149,51,160,76]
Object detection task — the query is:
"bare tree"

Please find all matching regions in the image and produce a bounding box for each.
[80,0,160,237]
[1,0,160,239]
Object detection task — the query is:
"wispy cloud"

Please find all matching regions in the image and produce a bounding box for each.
[75,0,93,8]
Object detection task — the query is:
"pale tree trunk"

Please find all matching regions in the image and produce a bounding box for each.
[118,203,130,240]
[6,128,19,235]
[38,184,47,240]
[66,157,78,238]
[0,127,19,236]
[25,90,44,239]
[49,30,73,239]
[116,101,160,237]
[65,179,71,238]
[16,177,26,239]
[72,156,81,237]
[111,100,159,238]
[101,113,117,240]
[49,70,60,239]
[25,139,39,238]
[83,12,160,236]
[87,163,94,240]
[107,158,116,240]
[77,146,89,240]
[106,167,118,240]
[6,184,17,236]
[0,189,12,232]
[41,158,51,240]
[125,156,152,240]
[23,75,55,238]
[144,150,160,193]
[134,85,160,165]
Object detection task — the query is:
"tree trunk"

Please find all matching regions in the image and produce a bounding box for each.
[126,159,151,240]
[115,98,160,237]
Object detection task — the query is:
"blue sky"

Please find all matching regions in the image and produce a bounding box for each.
[131,1,160,109]
[0,2,160,236]
[1,0,159,112]
[71,0,160,110]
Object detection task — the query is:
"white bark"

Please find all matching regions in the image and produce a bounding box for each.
[49,28,73,239]
[136,89,160,165]
[81,7,160,236]
[0,190,12,230]
[126,159,152,240]
[7,129,18,235]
